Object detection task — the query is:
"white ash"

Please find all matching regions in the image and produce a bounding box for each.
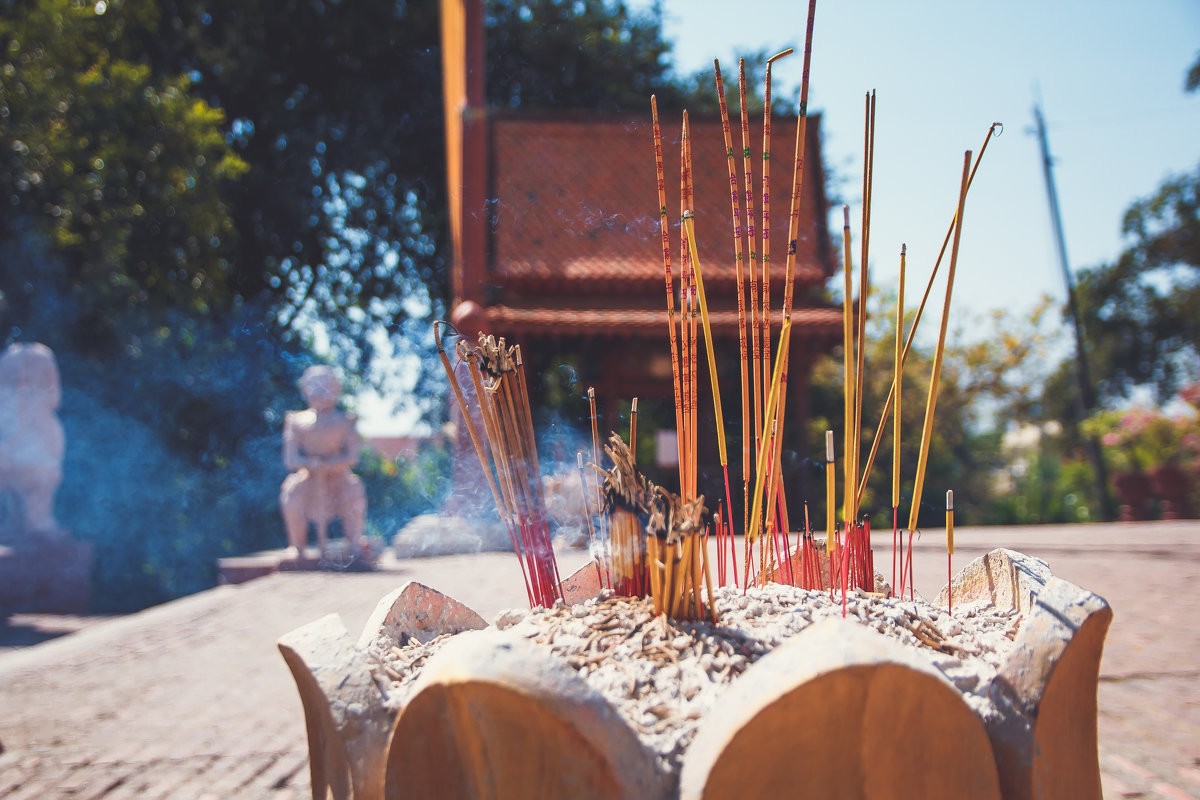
[364,584,1019,779]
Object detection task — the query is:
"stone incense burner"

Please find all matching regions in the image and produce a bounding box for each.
[279,547,1110,800]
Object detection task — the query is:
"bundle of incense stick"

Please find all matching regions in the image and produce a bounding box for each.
[646,484,714,621]
[597,433,714,621]
[435,327,562,608]
[636,0,998,606]
[598,434,652,597]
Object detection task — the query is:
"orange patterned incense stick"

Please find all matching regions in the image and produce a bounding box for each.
[760,48,793,426]
[650,96,686,489]
[714,59,752,535]
[781,0,818,321]
[739,61,763,462]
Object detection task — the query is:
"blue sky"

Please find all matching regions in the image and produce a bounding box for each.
[645,0,1199,325]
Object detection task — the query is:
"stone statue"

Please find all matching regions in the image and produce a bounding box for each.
[0,342,65,536]
[280,365,368,558]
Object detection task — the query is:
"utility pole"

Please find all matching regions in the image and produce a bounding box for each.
[1033,102,1115,521]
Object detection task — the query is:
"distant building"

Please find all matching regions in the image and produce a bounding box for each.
[440,0,840,505]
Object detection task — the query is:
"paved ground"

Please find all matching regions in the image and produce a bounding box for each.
[0,521,1197,799]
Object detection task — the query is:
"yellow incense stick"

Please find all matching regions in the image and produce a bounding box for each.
[856,123,1003,504]
[908,151,972,533]
[946,489,955,555]
[892,245,906,510]
[853,91,875,505]
[840,206,856,523]
[682,213,728,467]
[746,318,792,545]
[825,430,835,554]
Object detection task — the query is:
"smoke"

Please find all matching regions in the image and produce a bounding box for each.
[0,224,305,610]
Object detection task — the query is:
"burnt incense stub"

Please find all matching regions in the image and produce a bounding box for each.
[280,548,1110,800]
[600,434,656,519]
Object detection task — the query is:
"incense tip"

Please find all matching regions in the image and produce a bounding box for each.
[901,243,907,255]
[577,451,584,468]
[588,386,595,399]
[631,397,639,412]
[825,429,834,462]
[842,206,850,227]
[946,489,954,510]
[767,48,795,64]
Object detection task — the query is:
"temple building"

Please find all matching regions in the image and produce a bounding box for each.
[440,0,841,503]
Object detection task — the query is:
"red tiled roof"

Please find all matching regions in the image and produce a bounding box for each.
[488,111,831,294]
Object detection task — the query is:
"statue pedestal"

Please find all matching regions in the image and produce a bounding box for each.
[0,533,93,614]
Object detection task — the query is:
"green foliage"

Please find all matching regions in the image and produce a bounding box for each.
[0,0,702,610]
[1,0,246,349]
[486,0,674,111]
[987,433,1100,525]
[806,292,1053,528]
[358,442,452,540]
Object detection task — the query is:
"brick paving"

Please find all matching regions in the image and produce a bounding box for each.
[0,522,1197,799]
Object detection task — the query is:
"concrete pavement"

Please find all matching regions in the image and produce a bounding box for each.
[0,521,1196,799]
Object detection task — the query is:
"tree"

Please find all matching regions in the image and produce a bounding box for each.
[0,0,703,609]
[804,293,1061,528]
[1073,54,1200,403]
[0,0,247,351]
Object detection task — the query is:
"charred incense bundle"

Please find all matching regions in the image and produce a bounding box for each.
[646,487,714,621]
[599,434,652,597]
[437,328,562,608]
[597,432,715,622]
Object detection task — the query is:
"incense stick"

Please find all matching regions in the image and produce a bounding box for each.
[852,90,875,509]
[840,206,856,525]
[824,429,835,556]
[946,489,955,614]
[760,49,793,431]
[681,209,738,587]
[629,397,638,464]
[745,317,792,551]
[907,151,973,534]
[714,60,752,526]
[739,61,763,465]
[892,244,906,593]
[680,112,695,498]
[455,334,562,607]
[650,96,687,489]
[781,0,819,322]
[856,123,1003,504]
